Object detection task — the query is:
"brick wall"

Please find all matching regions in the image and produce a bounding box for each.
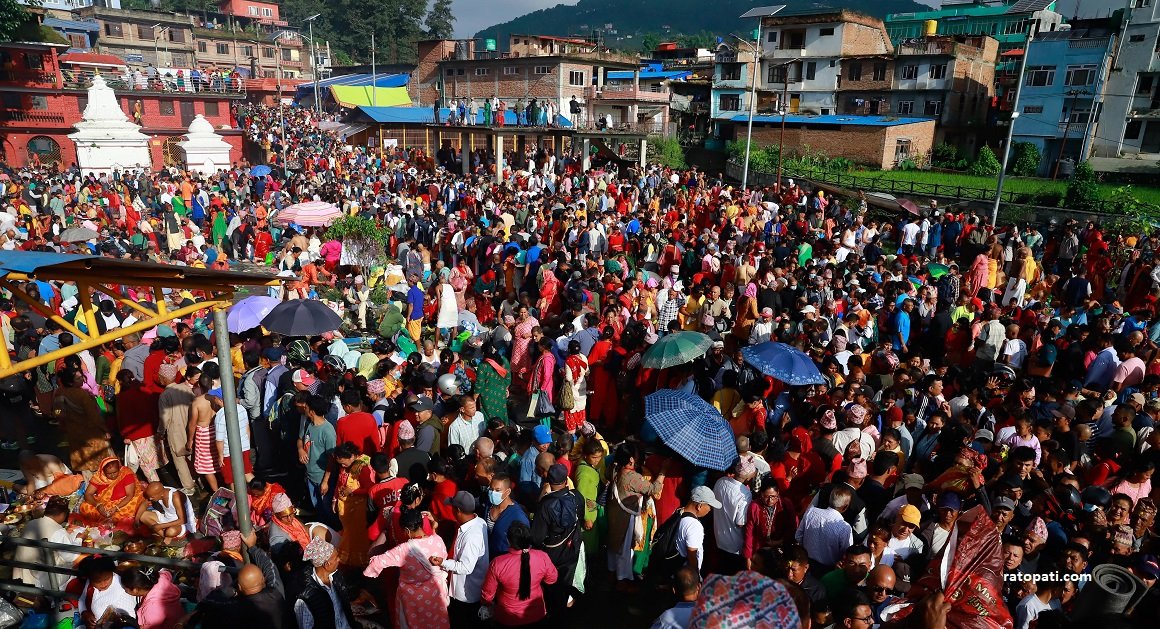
[749,118,935,169]
[840,22,895,56]
[838,57,894,91]
[411,40,456,106]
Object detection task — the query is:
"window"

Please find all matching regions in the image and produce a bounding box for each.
[445,68,455,76]
[768,65,787,83]
[1128,34,1146,42]
[1023,105,1044,114]
[901,65,918,80]
[1139,76,1155,94]
[24,54,43,70]
[534,66,551,75]
[30,95,48,110]
[263,47,274,59]
[503,66,518,75]
[847,62,863,81]
[262,7,273,17]
[928,64,947,80]
[474,68,489,76]
[243,45,255,57]
[205,101,219,116]
[819,27,835,36]
[898,100,914,114]
[137,25,152,39]
[782,30,805,49]
[248,6,258,15]
[895,139,913,162]
[805,61,816,81]
[69,34,87,49]
[568,70,585,86]
[1125,120,1143,139]
[767,31,777,43]
[198,41,207,53]
[1004,19,1030,35]
[216,43,230,55]
[160,100,175,116]
[1,93,19,109]
[719,94,741,111]
[282,48,293,61]
[77,95,86,112]
[924,100,942,116]
[263,70,275,78]
[1025,65,1055,86]
[457,68,464,75]
[104,22,123,37]
[168,29,185,43]
[1065,64,1097,86]
[873,62,887,81]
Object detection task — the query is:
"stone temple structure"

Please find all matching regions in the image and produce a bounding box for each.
[68,75,151,175]
[179,114,232,175]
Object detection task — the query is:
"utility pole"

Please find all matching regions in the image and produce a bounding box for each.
[991,29,1033,226]
[305,13,321,117]
[776,62,791,192]
[1053,90,1080,179]
[371,32,377,108]
[738,5,786,192]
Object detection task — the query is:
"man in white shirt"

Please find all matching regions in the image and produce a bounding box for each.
[445,396,487,452]
[676,485,721,574]
[433,491,489,626]
[13,499,79,590]
[214,400,252,483]
[795,485,855,570]
[886,505,926,561]
[713,458,753,574]
[900,217,921,254]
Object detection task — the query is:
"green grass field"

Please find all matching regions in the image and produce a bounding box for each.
[789,166,1160,206]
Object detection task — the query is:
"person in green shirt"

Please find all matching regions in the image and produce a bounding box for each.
[820,544,873,608]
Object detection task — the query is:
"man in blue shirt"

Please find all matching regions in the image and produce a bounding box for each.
[405,274,425,341]
[650,567,700,629]
[892,299,914,354]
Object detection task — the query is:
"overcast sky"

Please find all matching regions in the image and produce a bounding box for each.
[449,0,1122,39]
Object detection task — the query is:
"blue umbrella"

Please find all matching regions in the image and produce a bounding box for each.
[251,165,272,177]
[226,295,281,333]
[741,342,826,386]
[644,389,738,471]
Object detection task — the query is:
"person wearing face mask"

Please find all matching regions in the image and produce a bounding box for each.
[487,473,530,557]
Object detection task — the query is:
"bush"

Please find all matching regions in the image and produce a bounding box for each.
[1064,161,1101,212]
[968,145,1002,177]
[648,136,687,169]
[324,215,390,268]
[931,142,960,169]
[1010,142,1042,177]
[896,159,918,171]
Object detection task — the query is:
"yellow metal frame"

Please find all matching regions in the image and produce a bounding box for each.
[0,271,279,379]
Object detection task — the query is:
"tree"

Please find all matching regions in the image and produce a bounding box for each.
[648,137,687,169]
[1065,161,1101,212]
[968,145,1001,177]
[1009,142,1042,177]
[0,0,37,43]
[930,142,959,169]
[639,32,662,53]
[425,0,455,39]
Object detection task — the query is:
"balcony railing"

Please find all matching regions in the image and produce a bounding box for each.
[0,109,67,125]
[0,69,59,86]
[60,69,247,96]
[590,85,670,102]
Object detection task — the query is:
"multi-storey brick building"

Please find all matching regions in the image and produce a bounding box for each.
[76,5,197,68]
[412,35,669,134]
[0,41,244,169]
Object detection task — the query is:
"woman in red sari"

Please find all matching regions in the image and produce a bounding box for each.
[586,326,619,428]
[537,268,561,319]
[1085,242,1114,301]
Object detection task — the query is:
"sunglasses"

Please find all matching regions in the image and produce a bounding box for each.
[869,585,895,594]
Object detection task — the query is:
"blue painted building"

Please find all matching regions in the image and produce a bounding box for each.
[1010,26,1115,176]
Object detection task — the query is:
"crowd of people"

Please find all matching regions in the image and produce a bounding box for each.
[0,100,1159,629]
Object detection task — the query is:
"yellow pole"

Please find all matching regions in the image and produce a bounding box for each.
[77,283,99,340]
[0,298,231,380]
[0,337,10,369]
[425,128,430,154]
[0,280,88,340]
[153,287,168,317]
[91,284,165,319]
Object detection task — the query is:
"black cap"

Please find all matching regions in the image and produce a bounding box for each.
[408,395,434,412]
[444,491,476,512]
[547,463,568,486]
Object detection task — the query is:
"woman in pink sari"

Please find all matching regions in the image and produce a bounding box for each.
[537,269,561,319]
[529,338,557,402]
[364,510,450,629]
[511,305,539,383]
[967,251,990,299]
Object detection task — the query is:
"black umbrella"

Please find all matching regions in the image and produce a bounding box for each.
[260,299,344,336]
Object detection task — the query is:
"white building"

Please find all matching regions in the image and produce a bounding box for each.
[1092,0,1160,165]
[20,0,120,11]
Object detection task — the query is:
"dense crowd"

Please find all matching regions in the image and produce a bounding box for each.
[0,101,1158,629]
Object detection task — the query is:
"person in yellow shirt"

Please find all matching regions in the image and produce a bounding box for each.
[679,285,706,331]
[712,371,742,427]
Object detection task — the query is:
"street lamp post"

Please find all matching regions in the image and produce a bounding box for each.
[737,5,786,192]
[991,29,1033,226]
[304,13,321,118]
[273,32,290,176]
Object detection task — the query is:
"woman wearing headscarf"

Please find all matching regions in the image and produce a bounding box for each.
[510,305,539,385]
[364,509,450,629]
[476,344,512,423]
[267,492,312,555]
[76,457,143,531]
[53,367,113,473]
[561,340,590,433]
[528,338,557,404]
[731,283,760,347]
[332,442,374,568]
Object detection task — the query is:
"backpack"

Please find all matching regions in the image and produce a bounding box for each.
[648,509,697,577]
[199,487,237,538]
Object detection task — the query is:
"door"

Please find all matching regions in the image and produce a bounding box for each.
[179,100,195,126]
[790,94,800,114]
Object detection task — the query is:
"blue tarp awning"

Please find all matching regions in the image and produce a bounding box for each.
[296,73,409,99]
[358,106,573,128]
[0,252,96,280]
[606,69,692,81]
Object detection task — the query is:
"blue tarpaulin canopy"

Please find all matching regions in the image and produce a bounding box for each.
[296,73,409,99]
[358,106,573,128]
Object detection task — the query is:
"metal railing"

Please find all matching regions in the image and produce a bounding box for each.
[0,110,68,125]
[0,69,58,85]
[60,69,248,96]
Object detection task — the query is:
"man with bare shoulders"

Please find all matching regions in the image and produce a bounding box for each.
[189,372,222,492]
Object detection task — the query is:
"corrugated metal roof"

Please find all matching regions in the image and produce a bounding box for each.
[729,114,934,126]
